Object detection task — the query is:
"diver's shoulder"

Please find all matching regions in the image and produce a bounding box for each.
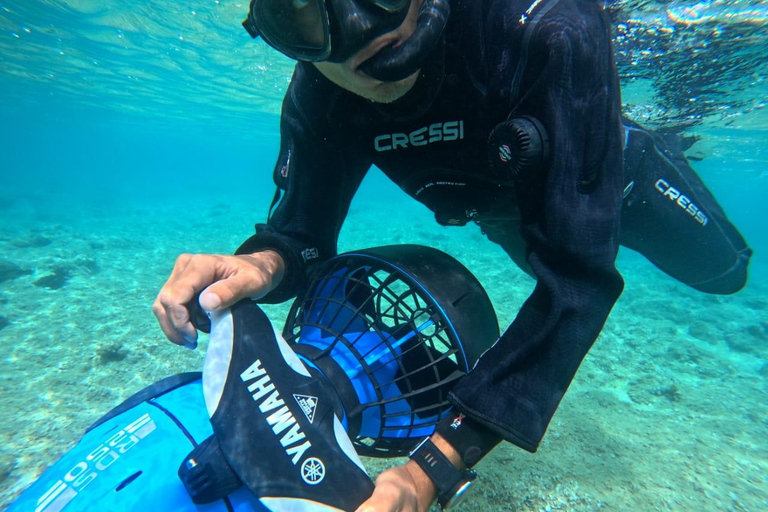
[533,0,611,35]
[449,0,608,43]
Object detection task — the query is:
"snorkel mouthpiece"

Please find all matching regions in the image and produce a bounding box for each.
[358,0,450,82]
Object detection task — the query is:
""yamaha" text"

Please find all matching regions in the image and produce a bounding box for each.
[240,359,312,465]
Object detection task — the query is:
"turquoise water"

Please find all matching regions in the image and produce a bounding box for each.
[1,0,767,510]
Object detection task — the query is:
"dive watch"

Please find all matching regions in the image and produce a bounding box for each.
[409,438,477,510]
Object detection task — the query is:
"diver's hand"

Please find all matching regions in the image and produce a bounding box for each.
[153,250,285,348]
[354,462,434,512]
[355,435,461,512]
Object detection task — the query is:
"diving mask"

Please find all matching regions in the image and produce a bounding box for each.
[243,0,450,82]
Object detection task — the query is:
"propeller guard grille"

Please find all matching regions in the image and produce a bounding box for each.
[283,245,498,457]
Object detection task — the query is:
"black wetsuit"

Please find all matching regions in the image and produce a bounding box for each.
[237,0,751,454]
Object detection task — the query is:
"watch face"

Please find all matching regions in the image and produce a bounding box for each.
[443,480,474,510]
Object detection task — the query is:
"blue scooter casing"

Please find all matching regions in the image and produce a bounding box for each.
[7,374,267,512]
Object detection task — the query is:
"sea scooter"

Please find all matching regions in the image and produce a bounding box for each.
[8,245,499,512]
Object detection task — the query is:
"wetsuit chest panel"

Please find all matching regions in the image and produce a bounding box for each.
[373,130,515,224]
[369,83,516,224]
[402,168,518,225]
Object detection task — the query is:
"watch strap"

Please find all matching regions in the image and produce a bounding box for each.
[409,438,476,510]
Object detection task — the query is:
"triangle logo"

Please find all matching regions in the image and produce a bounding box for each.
[294,394,318,424]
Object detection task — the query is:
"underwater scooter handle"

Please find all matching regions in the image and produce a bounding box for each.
[187,297,212,334]
[179,299,375,511]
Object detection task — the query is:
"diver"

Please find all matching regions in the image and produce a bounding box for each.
[154,0,752,510]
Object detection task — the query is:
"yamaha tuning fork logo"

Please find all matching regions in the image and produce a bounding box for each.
[301,457,326,485]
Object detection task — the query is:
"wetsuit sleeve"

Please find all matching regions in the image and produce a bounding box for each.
[237,77,372,303]
[444,4,625,453]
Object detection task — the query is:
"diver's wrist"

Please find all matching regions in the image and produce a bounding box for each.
[406,434,471,511]
[247,249,285,279]
[429,433,466,469]
[404,459,438,512]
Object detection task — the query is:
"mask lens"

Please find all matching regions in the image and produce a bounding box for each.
[370,0,411,12]
[254,0,330,59]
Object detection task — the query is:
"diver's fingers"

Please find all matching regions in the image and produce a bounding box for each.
[154,251,285,345]
[200,251,285,310]
[199,264,273,309]
[355,464,425,512]
[354,492,404,512]
[152,297,180,345]
[167,300,199,347]
[153,253,217,347]
[153,290,198,348]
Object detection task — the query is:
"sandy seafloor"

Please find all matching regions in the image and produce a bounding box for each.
[0,185,766,512]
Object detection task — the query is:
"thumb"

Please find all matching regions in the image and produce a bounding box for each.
[199,269,276,310]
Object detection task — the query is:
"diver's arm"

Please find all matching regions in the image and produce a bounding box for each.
[237,69,372,303]
[445,4,625,453]
[155,68,370,344]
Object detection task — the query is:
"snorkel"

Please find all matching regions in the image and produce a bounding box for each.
[358,0,450,82]
[243,0,450,83]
